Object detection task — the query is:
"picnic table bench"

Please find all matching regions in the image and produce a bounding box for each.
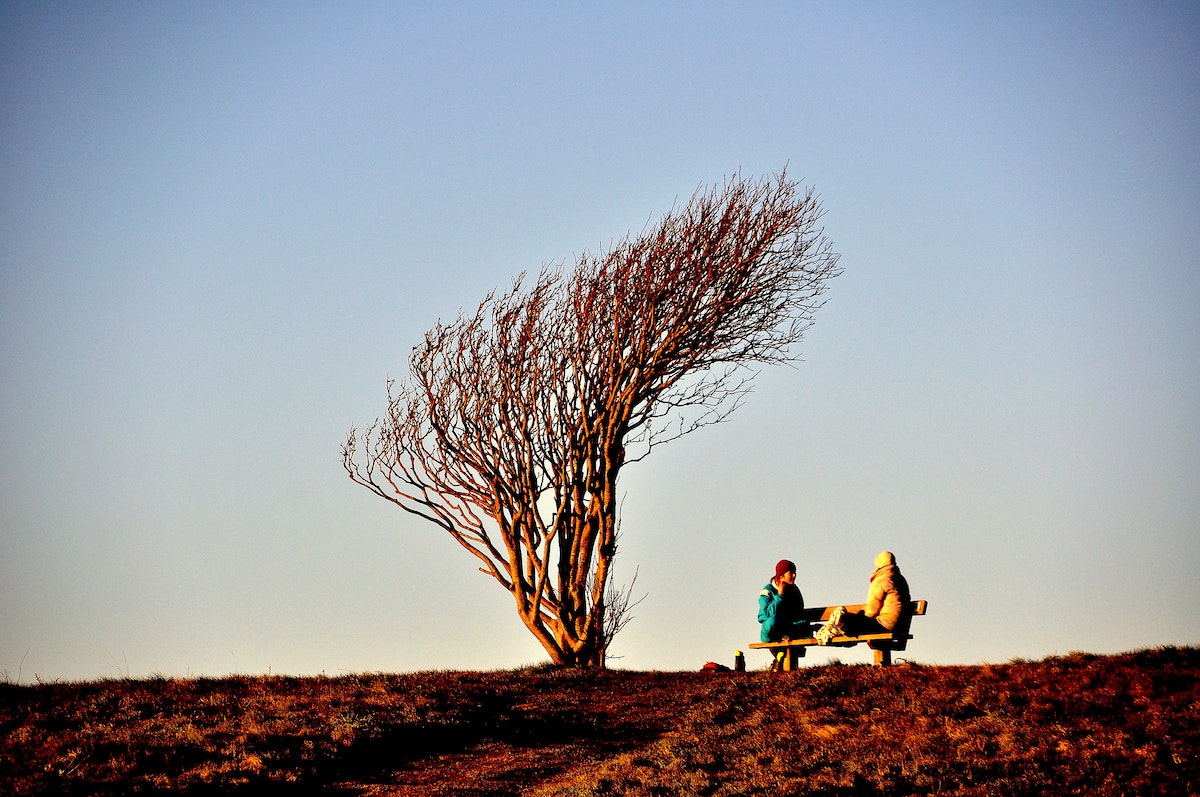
[749,599,928,669]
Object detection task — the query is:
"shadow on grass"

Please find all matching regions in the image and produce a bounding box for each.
[163,688,660,796]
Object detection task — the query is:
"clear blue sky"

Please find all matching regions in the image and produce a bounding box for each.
[2,3,1197,681]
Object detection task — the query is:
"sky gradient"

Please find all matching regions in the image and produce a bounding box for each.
[2,2,1198,681]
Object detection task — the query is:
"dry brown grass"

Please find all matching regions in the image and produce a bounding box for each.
[2,647,1197,795]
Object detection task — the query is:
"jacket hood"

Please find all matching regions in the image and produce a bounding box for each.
[870,562,899,583]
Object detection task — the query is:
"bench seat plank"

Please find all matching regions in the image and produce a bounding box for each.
[749,632,911,650]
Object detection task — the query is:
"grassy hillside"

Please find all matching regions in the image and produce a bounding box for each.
[2,646,1197,796]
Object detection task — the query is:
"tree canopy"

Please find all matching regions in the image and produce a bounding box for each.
[343,171,841,666]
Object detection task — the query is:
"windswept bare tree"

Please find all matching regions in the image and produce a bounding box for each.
[343,172,841,667]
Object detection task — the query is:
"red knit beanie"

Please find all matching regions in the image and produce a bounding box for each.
[775,559,796,580]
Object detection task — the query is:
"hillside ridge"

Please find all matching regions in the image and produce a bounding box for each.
[3,646,1198,795]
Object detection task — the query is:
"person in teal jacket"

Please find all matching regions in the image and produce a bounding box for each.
[758,559,811,642]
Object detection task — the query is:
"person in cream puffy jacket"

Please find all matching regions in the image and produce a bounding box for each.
[862,550,911,632]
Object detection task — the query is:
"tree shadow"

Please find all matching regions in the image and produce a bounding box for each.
[168,688,666,796]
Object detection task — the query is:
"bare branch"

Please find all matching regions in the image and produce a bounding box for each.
[343,170,840,666]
